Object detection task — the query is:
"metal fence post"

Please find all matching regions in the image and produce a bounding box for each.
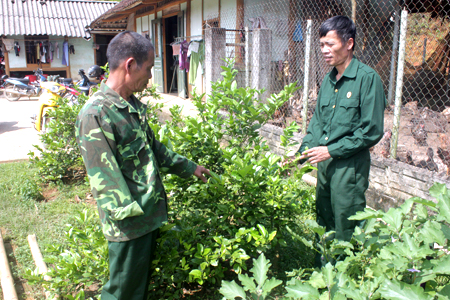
[245,26,250,88]
[388,9,400,105]
[390,9,408,159]
[301,20,312,134]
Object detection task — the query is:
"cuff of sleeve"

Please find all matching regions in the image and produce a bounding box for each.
[110,201,145,221]
[179,160,197,178]
[327,143,342,159]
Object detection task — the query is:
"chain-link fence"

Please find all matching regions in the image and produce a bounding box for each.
[204,0,450,175]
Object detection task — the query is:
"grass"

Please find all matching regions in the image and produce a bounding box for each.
[0,161,92,300]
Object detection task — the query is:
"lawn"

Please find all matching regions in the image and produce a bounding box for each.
[0,161,93,300]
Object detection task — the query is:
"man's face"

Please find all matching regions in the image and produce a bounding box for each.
[319,30,352,68]
[131,50,155,93]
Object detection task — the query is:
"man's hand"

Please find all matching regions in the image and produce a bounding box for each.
[193,165,211,183]
[300,146,331,164]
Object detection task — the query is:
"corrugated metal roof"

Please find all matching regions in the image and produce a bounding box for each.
[0,0,118,38]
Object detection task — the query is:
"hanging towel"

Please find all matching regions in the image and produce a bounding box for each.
[62,41,69,66]
[55,42,59,59]
[172,43,180,55]
[41,43,47,63]
[36,43,40,60]
[2,39,15,51]
[49,42,53,61]
[189,41,204,85]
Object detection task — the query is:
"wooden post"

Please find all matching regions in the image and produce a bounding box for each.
[4,49,10,76]
[251,28,272,101]
[205,27,226,99]
[0,231,18,300]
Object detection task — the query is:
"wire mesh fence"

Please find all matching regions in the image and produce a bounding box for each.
[204,0,450,175]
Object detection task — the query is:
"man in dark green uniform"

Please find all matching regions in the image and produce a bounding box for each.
[295,16,386,265]
[75,31,210,300]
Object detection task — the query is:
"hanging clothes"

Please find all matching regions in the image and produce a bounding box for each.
[62,41,69,66]
[179,40,189,71]
[69,44,75,54]
[293,20,303,42]
[49,42,53,62]
[36,43,40,61]
[41,42,47,63]
[55,42,59,59]
[189,41,204,86]
[2,39,14,52]
[14,42,20,56]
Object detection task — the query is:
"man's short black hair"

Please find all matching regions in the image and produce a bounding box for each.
[107,31,154,71]
[319,16,356,50]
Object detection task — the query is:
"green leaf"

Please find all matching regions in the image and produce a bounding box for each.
[379,279,433,300]
[429,183,448,199]
[189,269,202,279]
[348,208,382,220]
[250,253,270,287]
[420,221,446,246]
[437,193,450,224]
[220,280,247,299]
[238,274,256,291]
[432,255,450,275]
[308,271,327,289]
[382,208,403,232]
[262,278,283,297]
[285,281,320,299]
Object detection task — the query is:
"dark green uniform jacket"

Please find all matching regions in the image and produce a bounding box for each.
[76,82,197,242]
[298,57,386,158]
[297,57,386,245]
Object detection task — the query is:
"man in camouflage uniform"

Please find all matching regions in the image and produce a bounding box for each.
[75,31,210,300]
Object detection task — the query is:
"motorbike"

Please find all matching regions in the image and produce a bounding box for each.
[1,69,46,101]
[31,81,66,133]
[77,68,100,96]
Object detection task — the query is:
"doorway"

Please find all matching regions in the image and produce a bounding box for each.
[95,34,114,71]
[164,15,178,94]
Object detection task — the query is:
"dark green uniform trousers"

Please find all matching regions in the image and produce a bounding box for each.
[315,149,370,266]
[101,229,159,300]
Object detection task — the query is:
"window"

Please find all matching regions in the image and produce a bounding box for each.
[25,35,50,65]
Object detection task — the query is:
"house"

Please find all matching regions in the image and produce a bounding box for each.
[89,0,252,98]
[87,0,306,100]
[0,0,118,80]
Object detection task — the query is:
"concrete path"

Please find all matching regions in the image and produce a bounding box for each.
[0,93,42,163]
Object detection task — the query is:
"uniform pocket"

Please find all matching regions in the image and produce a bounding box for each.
[337,97,360,126]
[118,137,145,160]
[319,97,333,127]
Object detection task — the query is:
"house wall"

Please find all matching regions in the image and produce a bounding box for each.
[7,35,27,68]
[6,35,94,79]
[204,0,219,20]
[68,38,96,80]
[243,0,290,61]
[221,0,237,30]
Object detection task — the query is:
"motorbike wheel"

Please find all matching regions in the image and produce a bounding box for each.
[4,84,21,101]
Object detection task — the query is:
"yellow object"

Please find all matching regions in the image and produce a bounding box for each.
[34,82,65,132]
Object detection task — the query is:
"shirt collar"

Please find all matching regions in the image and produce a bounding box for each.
[329,56,359,82]
[100,81,143,115]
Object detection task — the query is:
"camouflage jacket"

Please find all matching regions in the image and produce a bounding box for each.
[75,82,197,242]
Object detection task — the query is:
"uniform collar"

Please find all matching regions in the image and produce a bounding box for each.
[329,56,359,83]
[100,81,143,114]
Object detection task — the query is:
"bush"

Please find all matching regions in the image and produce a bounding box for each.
[221,182,450,300]
[146,60,315,299]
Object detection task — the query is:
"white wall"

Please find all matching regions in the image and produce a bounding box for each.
[68,37,95,80]
[244,0,290,61]
[191,0,203,37]
[221,0,237,30]
[204,0,219,20]
[7,35,26,68]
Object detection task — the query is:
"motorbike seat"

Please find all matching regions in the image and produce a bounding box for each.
[9,78,30,85]
[58,78,73,85]
[79,86,90,94]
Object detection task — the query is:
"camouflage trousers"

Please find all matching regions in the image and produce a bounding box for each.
[101,229,159,300]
